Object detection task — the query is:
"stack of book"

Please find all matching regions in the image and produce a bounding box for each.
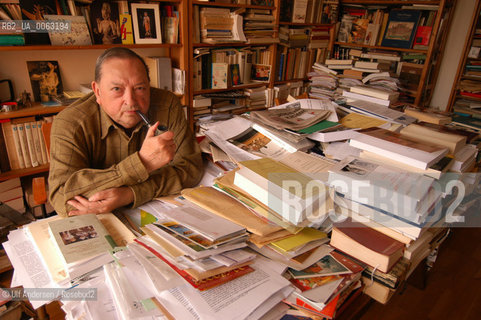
[243,8,278,44]
[199,7,234,44]
[343,84,399,107]
[244,86,268,110]
[0,177,25,214]
[308,63,339,100]
[284,250,364,318]
[136,202,254,291]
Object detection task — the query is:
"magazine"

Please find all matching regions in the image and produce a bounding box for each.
[250,103,331,131]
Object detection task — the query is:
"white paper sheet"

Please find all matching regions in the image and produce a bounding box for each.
[157,259,293,320]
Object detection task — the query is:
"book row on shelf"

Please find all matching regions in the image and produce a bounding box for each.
[0,115,52,172]
[279,0,339,25]
[4,92,480,319]
[336,3,441,50]
[0,0,179,46]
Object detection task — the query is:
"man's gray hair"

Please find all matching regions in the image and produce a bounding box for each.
[94,47,150,82]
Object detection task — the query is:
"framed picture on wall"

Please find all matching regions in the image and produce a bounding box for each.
[131,3,162,44]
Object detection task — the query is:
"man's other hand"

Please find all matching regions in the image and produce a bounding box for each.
[67,186,134,216]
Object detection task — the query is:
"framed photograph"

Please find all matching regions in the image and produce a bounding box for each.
[381,10,421,49]
[89,0,121,45]
[44,15,92,46]
[26,61,63,103]
[131,3,162,44]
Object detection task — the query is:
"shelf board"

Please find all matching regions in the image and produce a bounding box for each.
[193,42,276,47]
[0,164,49,182]
[192,1,275,9]
[0,105,65,120]
[0,43,182,52]
[340,0,440,4]
[275,78,308,84]
[279,22,334,27]
[335,42,428,53]
[194,82,269,94]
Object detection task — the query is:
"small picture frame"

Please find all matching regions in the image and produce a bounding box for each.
[251,64,271,82]
[131,3,162,44]
[89,0,121,45]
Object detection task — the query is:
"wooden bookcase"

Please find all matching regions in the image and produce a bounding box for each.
[186,0,336,128]
[335,0,457,107]
[446,0,481,112]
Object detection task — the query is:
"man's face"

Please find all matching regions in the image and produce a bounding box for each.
[92,57,150,129]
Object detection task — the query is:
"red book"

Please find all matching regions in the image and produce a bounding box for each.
[413,26,432,49]
[329,220,405,273]
[135,239,254,291]
[460,91,481,99]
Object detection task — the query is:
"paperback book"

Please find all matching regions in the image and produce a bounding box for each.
[48,214,116,266]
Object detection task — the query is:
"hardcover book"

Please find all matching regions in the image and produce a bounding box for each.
[330,220,405,273]
[381,9,421,49]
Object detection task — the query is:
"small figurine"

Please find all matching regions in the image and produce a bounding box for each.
[19,90,32,108]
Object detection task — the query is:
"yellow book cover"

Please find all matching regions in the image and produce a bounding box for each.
[120,14,134,45]
[270,227,327,253]
[340,113,388,129]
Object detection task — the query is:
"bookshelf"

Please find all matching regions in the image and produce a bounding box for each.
[186,0,336,128]
[446,0,481,112]
[335,0,457,107]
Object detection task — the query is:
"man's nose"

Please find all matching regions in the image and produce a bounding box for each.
[124,88,136,106]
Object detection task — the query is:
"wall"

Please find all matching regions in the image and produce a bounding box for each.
[430,0,477,110]
[0,48,167,101]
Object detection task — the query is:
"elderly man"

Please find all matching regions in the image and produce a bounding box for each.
[49,47,203,217]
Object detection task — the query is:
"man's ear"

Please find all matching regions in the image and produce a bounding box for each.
[91,81,101,104]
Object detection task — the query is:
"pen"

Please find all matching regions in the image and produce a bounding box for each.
[136,110,167,136]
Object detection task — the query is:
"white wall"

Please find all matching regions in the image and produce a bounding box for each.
[430,0,477,110]
[0,47,167,100]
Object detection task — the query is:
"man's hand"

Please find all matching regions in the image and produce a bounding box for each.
[139,122,176,172]
[67,187,134,216]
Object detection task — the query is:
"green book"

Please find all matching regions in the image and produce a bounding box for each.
[0,34,25,46]
[298,120,341,134]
